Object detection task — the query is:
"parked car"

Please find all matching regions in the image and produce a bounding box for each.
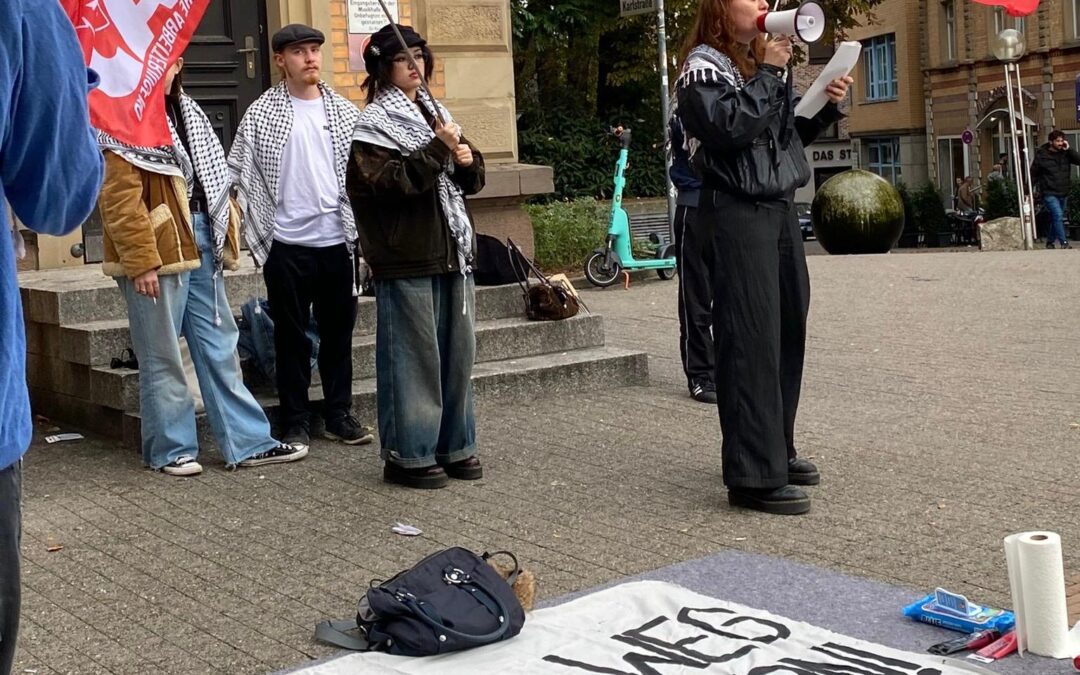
[795,202,814,240]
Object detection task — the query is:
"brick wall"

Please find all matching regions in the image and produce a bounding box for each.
[324,0,446,108]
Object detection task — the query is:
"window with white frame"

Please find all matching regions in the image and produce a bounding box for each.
[1015,15,1025,34]
[993,7,1005,35]
[863,35,898,101]
[1074,0,1080,39]
[867,137,902,184]
[943,1,957,61]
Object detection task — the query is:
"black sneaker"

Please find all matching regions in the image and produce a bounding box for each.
[1063,241,1072,249]
[161,455,202,477]
[324,415,375,445]
[238,442,308,468]
[1047,241,1056,249]
[282,425,310,451]
[788,457,820,485]
[689,379,717,404]
[444,456,483,480]
[728,485,811,515]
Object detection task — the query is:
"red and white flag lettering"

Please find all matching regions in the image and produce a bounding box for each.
[61,0,211,147]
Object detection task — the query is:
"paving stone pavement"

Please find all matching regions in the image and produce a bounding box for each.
[13,248,1080,674]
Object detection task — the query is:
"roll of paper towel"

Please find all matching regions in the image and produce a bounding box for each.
[1003,531,1080,658]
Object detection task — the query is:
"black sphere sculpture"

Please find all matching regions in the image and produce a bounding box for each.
[811,169,905,254]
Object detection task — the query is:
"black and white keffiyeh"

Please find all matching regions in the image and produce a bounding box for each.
[351,86,473,276]
[227,81,360,266]
[670,45,747,163]
[96,93,233,271]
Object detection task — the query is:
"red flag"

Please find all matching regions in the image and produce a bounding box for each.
[970,0,1040,18]
[61,0,211,147]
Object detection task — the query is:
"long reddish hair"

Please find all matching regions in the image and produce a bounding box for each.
[679,0,766,80]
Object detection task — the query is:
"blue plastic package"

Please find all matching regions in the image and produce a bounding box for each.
[902,588,1015,634]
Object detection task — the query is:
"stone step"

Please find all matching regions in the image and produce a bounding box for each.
[19,261,525,327]
[121,345,649,452]
[41,283,526,367]
[68,313,607,413]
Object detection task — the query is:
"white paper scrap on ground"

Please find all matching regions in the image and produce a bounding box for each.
[391,523,422,536]
[294,580,994,674]
[43,433,84,444]
[1004,531,1080,658]
[795,41,861,120]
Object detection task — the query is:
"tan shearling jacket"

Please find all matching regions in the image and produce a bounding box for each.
[98,151,242,278]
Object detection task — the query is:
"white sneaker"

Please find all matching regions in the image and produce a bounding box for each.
[161,455,203,476]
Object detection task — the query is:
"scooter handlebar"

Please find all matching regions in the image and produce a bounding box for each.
[611,126,632,148]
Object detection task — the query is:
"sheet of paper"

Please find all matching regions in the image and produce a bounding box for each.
[795,41,861,119]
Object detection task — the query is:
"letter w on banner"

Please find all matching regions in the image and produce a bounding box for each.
[970,0,1039,18]
[61,0,211,147]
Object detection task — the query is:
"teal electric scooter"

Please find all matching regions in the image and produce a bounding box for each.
[584,127,677,288]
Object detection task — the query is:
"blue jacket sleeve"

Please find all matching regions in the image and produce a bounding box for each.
[1,1,103,236]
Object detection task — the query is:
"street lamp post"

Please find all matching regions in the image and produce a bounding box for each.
[992,28,1036,249]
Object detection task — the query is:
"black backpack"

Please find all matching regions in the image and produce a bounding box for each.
[315,547,526,656]
[473,233,527,286]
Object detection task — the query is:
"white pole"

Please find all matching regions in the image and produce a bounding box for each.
[656,0,676,238]
[1003,63,1032,249]
[1014,62,1037,247]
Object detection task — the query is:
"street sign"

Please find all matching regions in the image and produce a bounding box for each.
[620,0,656,17]
[961,129,974,145]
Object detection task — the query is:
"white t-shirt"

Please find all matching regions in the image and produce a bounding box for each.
[274,95,346,247]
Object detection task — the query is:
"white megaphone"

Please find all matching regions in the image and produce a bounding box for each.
[756,1,825,42]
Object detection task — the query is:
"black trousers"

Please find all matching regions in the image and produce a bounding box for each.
[0,461,21,675]
[263,241,357,428]
[703,190,810,490]
[674,204,715,387]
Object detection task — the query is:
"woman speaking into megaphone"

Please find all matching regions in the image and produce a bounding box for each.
[670,0,851,516]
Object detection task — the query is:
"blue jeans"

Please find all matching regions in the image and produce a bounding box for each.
[117,213,278,468]
[375,273,477,468]
[1044,194,1068,244]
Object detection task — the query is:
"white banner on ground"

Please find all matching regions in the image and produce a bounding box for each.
[295,581,993,674]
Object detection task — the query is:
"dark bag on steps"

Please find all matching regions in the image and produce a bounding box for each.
[314,547,526,656]
[474,233,527,286]
[507,238,582,321]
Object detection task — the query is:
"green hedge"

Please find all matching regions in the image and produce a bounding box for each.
[526,199,608,272]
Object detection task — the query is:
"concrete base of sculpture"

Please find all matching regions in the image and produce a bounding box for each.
[979,217,1025,252]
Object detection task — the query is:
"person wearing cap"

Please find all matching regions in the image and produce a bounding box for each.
[97,56,306,477]
[228,24,374,452]
[347,24,486,489]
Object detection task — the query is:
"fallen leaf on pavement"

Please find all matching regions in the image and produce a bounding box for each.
[46,545,63,553]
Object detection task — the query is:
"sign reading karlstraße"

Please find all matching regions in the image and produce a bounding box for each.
[620,0,656,17]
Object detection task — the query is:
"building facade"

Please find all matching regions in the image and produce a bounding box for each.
[844,0,929,192]
[923,0,1080,206]
[24,0,549,270]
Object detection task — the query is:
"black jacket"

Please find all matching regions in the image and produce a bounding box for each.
[677,64,843,203]
[668,116,702,207]
[1031,143,1080,197]
[346,137,485,280]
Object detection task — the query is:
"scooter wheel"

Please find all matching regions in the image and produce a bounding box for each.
[584,252,622,288]
[657,266,676,281]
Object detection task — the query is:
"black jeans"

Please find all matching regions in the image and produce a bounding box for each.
[703,190,810,490]
[0,460,21,675]
[263,241,357,428]
[674,204,715,388]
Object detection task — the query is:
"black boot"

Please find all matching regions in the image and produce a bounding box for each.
[728,485,811,515]
[788,457,820,485]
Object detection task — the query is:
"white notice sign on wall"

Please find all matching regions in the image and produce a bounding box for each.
[348,0,399,34]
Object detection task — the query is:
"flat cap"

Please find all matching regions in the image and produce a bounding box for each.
[272,24,325,52]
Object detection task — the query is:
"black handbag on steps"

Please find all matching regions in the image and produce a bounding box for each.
[315,547,526,657]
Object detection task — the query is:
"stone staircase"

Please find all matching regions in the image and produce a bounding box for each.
[20,262,649,451]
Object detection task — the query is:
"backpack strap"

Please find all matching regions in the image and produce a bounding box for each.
[314,618,371,651]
